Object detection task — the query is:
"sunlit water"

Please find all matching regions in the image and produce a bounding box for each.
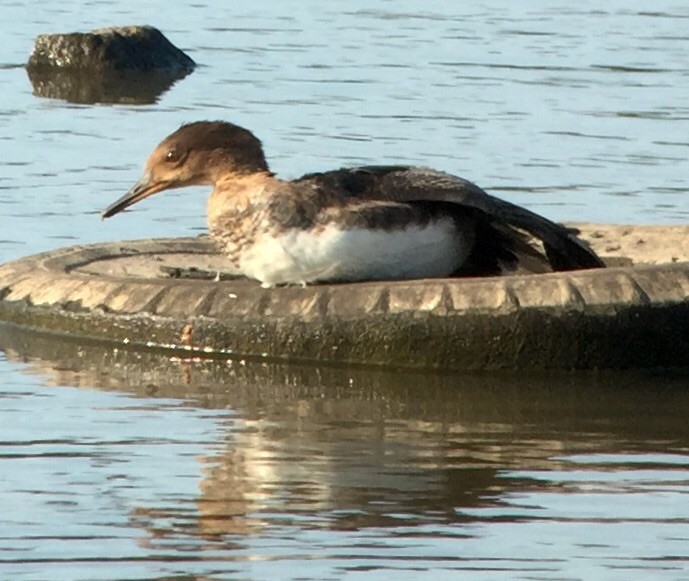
[1,1,689,579]
[3,329,689,580]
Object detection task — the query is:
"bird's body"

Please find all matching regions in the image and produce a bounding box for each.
[231,217,469,287]
[204,169,475,286]
[102,121,604,286]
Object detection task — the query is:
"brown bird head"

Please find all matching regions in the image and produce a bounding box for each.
[101,121,270,218]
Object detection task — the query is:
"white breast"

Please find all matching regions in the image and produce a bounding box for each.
[238,216,474,287]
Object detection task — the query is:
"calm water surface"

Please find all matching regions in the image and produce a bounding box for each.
[1,1,689,579]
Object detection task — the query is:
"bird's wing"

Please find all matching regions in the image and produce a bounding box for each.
[299,166,604,271]
[298,165,496,211]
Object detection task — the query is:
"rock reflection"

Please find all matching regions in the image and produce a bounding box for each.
[1,323,688,548]
[25,67,192,105]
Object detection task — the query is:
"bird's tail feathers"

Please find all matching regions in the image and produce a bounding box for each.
[487,195,605,271]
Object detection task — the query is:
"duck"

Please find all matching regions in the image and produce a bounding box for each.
[101,120,604,287]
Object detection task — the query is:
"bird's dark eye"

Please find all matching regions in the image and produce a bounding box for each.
[166,149,180,163]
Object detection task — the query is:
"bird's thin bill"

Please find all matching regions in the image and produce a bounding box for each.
[101,172,167,218]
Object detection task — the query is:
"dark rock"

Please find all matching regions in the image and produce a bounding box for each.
[25,26,195,104]
[26,25,195,72]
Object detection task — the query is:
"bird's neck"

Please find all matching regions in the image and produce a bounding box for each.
[207,170,283,227]
[212,169,277,193]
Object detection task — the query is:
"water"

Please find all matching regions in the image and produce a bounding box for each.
[1,1,689,578]
[2,328,689,579]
